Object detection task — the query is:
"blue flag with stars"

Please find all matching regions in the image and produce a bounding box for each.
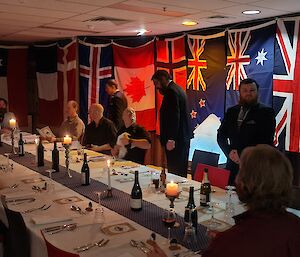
[186,33,226,131]
[226,21,276,109]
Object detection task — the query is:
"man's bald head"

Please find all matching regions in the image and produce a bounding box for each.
[89,104,104,123]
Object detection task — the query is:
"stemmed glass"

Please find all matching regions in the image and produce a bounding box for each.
[207,202,221,230]
[224,186,236,224]
[183,208,197,245]
[94,192,106,229]
[4,153,12,172]
[45,169,55,193]
[162,209,176,244]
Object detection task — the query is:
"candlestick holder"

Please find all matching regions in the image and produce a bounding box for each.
[11,128,16,155]
[64,144,72,178]
[165,192,180,209]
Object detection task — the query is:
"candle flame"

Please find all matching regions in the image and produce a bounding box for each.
[107,159,111,167]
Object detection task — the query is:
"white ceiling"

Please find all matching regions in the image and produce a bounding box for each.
[0,0,299,42]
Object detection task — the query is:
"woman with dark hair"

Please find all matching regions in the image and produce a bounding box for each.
[148,145,300,257]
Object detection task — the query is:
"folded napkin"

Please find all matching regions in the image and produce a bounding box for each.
[31,215,72,225]
[119,254,135,257]
[3,191,34,200]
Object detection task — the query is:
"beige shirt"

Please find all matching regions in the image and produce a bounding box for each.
[59,114,85,140]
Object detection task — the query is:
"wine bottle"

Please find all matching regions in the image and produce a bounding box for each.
[184,187,198,232]
[160,167,166,191]
[130,170,142,211]
[37,137,44,167]
[52,141,59,172]
[200,168,211,207]
[18,133,25,156]
[81,153,90,185]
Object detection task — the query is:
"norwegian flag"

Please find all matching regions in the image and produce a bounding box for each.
[79,41,113,124]
[273,17,300,152]
[226,22,276,110]
[155,35,187,134]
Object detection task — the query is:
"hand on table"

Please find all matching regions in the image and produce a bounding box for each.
[166,140,175,151]
[229,150,240,164]
[111,146,120,157]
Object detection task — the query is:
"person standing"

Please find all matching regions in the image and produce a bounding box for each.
[105,79,128,131]
[217,78,275,185]
[152,70,192,178]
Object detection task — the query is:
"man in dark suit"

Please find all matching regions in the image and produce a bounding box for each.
[217,78,276,185]
[152,70,192,178]
[105,79,128,131]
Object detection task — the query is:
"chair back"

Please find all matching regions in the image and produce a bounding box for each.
[289,186,300,210]
[1,196,30,257]
[191,150,220,178]
[41,232,80,257]
[194,163,230,189]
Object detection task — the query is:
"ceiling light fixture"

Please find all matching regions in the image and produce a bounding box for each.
[137,29,150,36]
[242,10,261,15]
[182,20,198,26]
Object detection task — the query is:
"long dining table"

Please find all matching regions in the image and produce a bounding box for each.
[0,132,298,257]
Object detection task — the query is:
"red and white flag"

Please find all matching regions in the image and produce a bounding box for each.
[35,41,77,126]
[58,41,77,120]
[0,46,28,126]
[113,42,155,131]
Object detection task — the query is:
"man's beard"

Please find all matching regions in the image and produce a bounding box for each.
[239,96,258,108]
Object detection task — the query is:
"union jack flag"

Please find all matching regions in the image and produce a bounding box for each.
[187,38,207,91]
[273,17,300,152]
[79,41,113,124]
[226,31,251,90]
[226,22,276,110]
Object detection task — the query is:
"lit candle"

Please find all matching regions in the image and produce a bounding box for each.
[34,138,39,163]
[9,118,16,129]
[166,181,178,197]
[63,135,72,145]
[107,159,111,190]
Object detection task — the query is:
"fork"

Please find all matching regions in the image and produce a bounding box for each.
[23,204,51,213]
[76,239,104,252]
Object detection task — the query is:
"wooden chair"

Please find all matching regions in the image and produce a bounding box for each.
[194,163,230,189]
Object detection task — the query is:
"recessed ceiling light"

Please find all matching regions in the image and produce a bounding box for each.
[242,10,261,15]
[137,29,150,36]
[182,20,198,26]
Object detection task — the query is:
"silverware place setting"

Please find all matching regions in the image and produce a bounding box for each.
[23,204,52,213]
[70,205,87,215]
[130,240,150,254]
[6,197,36,205]
[43,223,77,233]
[75,239,110,252]
[49,224,77,234]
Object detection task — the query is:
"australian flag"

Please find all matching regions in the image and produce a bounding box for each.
[273,18,300,153]
[79,42,113,124]
[226,21,276,110]
[186,33,226,131]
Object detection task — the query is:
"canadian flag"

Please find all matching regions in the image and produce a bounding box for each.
[113,42,156,131]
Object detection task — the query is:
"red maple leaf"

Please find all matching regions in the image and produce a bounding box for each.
[124,77,146,103]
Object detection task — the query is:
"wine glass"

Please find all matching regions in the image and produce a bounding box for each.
[207,202,221,230]
[94,192,106,229]
[224,186,236,224]
[45,169,55,194]
[183,208,197,246]
[162,209,176,244]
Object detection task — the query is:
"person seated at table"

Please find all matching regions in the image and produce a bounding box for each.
[105,79,128,131]
[82,103,117,154]
[45,100,85,142]
[147,144,300,257]
[111,107,151,164]
[0,97,16,133]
